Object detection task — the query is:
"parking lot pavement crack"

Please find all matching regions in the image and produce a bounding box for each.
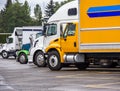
[0,75,17,91]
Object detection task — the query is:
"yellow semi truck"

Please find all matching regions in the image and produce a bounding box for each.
[45,0,120,70]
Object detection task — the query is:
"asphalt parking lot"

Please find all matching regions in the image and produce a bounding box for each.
[0,56,120,91]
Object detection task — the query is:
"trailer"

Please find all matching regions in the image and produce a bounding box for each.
[45,0,120,70]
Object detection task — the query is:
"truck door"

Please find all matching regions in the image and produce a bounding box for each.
[61,23,78,53]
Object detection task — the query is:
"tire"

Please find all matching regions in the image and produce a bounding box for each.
[18,53,28,64]
[1,51,9,59]
[47,51,62,71]
[100,59,113,68]
[110,62,117,68]
[75,63,88,70]
[34,51,46,67]
[33,60,37,65]
[118,60,120,66]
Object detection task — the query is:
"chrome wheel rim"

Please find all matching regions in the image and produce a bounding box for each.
[49,55,58,67]
[36,54,44,65]
[20,55,26,62]
[3,52,7,57]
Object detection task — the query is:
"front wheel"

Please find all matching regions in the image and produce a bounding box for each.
[47,51,62,71]
[35,51,46,67]
[1,51,9,59]
[18,53,28,64]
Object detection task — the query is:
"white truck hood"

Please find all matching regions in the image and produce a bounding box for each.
[0,43,8,53]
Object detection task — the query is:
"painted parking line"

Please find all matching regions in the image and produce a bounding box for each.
[56,75,120,81]
[85,82,120,90]
[56,74,85,78]
[56,73,120,90]
[56,72,98,78]
[56,72,120,79]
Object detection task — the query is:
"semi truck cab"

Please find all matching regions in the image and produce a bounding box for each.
[1,27,23,59]
[1,27,42,59]
[27,0,78,67]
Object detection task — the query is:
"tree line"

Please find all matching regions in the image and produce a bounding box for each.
[0,0,73,33]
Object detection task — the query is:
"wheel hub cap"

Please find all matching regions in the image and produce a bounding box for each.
[3,52,7,57]
[49,55,58,67]
[37,55,44,65]
[20,55,25,62]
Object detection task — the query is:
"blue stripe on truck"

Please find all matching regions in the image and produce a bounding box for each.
[87,5,120,18]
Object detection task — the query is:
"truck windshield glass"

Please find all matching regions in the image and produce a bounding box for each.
[47,24,57,36]
[36,32,43,38]
[64,24,76,37]
[8,38,13,43]
[15,29,22,36]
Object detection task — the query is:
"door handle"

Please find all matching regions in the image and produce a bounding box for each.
[74,42,76,47]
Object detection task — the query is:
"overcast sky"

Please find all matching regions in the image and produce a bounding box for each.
[0,0,65,16]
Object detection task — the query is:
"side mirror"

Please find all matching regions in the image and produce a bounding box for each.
[44,33,47,37]
[15,31,17,36]
[6,38,9,43]
[43,24,48,37]
[42,30,47,37]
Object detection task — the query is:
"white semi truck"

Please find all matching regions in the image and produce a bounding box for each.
[0,26,42,59]
[26,0,78,67]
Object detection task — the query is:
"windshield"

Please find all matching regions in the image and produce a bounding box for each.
[15,29,23,36]
[47,24,57,36]
[36,32,43,39]
[7,38,13,44]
